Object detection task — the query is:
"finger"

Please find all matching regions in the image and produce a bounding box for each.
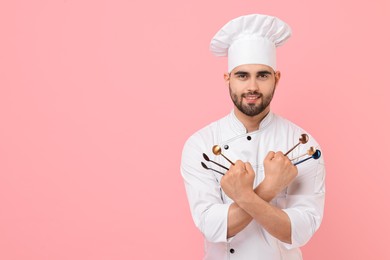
[273,151,287,161]
[234,160,244,167]
[228,160,242,172]
[264,151,275,162]
[274,151,284,157]
[244,162,255,175]
[234,160,247,174]
[228,160,245,175]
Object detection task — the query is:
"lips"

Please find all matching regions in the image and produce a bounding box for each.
[243,93,261,103]
[245,95,260,100]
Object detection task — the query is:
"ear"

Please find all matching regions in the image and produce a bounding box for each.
[224,73,230,87]
[275,71,281,87]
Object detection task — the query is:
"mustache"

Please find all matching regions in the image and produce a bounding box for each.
[242,91,262,98]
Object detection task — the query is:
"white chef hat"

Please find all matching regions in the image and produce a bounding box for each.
[210,14,292,72]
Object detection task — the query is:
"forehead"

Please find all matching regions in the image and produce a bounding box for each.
[231,64,273,73]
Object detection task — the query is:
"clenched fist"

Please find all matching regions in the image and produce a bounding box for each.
[220,160,256,203]
[258,151,298,200]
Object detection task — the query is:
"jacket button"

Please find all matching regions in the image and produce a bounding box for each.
[247,136,251,141]
[224,145,229,150]
[230,248,235,254]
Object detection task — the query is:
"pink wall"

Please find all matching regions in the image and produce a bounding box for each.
[1,0,390,259]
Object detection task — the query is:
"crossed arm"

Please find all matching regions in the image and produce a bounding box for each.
[182,139,325,246]
[221,151,298,244]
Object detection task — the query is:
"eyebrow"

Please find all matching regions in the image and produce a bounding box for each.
[257,70,273,75]
[233,71,249,76]
[233,70,273,76]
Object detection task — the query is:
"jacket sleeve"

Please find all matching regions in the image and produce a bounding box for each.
[180,134,231,243]
[280,149,326,249]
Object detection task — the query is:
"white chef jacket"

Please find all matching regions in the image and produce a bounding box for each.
[181,110,325,260]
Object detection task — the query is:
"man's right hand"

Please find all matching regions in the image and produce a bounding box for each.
[255,151,298,201]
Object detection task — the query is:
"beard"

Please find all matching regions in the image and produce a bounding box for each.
[229,85,276,117]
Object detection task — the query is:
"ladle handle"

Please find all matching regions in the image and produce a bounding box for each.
[201,162,225,175]
[221,154,235,166]
[208,168,225,176]
[293,156,312,166]
[290,153,308,161]
[284,142,300,156]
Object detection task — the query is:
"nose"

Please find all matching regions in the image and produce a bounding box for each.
[247,77,259,92]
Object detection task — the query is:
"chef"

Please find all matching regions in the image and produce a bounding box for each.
[181,14,325,259]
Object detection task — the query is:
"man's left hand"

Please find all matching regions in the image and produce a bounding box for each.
[221,160,256,203]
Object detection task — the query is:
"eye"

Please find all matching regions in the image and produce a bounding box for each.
[257,73,270,80]
[237,74,248,79]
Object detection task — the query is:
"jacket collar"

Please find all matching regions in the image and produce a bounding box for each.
[228,109,274,134]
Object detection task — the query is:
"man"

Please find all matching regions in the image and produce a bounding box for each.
[181,14,325,260]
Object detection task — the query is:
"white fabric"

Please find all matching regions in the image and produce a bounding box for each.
[181,110,325,260]
[210,14,292,72]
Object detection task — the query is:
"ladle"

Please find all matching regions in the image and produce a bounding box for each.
[293,150,321,166]
[212,145,235,165]
[290,147,316,161]
[201,162,225,175]
[284,134,309,156]
[203,153,229,171]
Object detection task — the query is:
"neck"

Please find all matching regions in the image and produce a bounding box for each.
[234,106,270,133]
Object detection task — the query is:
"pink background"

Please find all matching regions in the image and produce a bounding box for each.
[1,0,390,259]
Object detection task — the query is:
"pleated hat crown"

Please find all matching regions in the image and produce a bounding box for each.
[210,14,292,72]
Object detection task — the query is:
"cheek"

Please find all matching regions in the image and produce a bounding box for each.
[229,81,247,92]
[229,86,241,98]
[261,82,276,94]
